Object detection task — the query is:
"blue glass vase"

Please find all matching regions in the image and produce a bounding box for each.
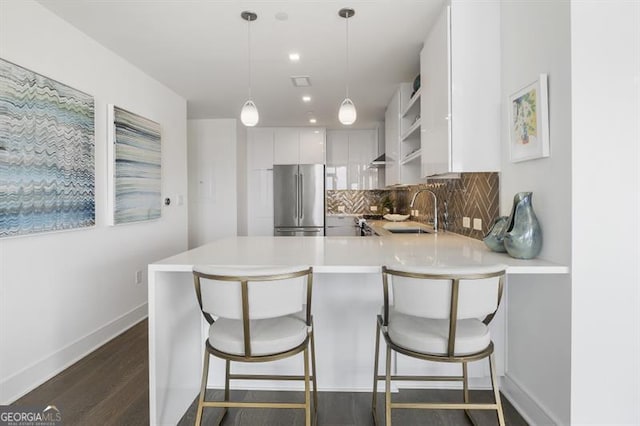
[503,192,542,259]
[483,216,509,252]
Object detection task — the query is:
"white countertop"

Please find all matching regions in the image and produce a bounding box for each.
[151,233,568,275]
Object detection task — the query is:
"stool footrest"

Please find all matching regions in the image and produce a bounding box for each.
[228,374,313,381]
[375,375,464,382]
[202,401,306,409]
[391,402,499,410]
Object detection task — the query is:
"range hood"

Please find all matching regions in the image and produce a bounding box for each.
[369,153,386,168]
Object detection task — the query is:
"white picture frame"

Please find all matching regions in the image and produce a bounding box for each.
[509,73,550,162]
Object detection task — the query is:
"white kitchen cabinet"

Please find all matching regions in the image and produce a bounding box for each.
[326,129,381,190]
[248,127,274,169]
[273,127,300,165]
[326,130,349,190]
[299,129,326,164]
[247,169,274,236]
[247,128,275,236]
[274,127,325,165]
[326,130,349,165]
[420,2,500,177]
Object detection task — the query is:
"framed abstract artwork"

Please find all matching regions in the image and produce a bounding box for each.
[509,74,550,162]
[107,105,161,225]
[0,58,95,238]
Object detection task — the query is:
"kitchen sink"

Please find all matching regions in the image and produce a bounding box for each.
[386,228,433,234]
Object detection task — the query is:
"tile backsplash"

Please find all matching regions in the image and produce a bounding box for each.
[326,190,388,215]
[327,172,499,240]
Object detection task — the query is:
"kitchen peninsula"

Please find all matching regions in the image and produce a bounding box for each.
[148,234,567,424]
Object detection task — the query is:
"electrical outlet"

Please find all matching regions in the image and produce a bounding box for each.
[370,205,378,212]
[463,217,471,228]
[135,270,143,285]
[473,218,482,230]
[338,205,345,212]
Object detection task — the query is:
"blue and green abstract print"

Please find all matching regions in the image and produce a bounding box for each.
[0,59,95,238]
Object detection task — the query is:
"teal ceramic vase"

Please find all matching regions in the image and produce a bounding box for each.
[483,216,509,252]
[503,192,542,259]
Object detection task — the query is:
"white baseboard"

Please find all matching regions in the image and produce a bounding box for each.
[0,303,148,405]
[501,375,558,425]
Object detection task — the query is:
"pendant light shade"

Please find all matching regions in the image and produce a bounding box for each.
[338,8,356,126]
[241,100,259,127]
[240,11,259,127]
[338,98,357,125]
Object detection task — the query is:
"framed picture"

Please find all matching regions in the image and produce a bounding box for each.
[107,105,161,225]
[0,59,95,238]
[509,74,550,162]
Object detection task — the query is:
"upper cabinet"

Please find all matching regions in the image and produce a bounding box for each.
[384,90,401,186]
[327,129,381,190]
[248,127,275,170]
[273,127,326,165]
[420,1,500,176]
[385,83,423,186]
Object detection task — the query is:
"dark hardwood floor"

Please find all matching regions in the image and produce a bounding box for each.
[13,320,527,425]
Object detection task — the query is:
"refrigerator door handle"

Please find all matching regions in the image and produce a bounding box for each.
[299,173,303,219]
[294,173,299,220]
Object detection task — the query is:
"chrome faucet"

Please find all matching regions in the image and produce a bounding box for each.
[410,189,438,233]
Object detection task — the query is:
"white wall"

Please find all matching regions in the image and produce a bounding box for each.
[187,119,238,248]
[236,122,248,236]
[500,1,572,424]
[570,1,640,424]
[0,0,188,404]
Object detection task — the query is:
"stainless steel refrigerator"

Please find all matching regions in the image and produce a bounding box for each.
[274,164,325,236]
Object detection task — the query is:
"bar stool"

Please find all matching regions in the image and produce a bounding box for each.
[192,265,317,426]
[371,264,507,425]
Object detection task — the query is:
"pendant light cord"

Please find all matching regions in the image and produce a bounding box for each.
[345,13,350,98]
[247,18,252,99]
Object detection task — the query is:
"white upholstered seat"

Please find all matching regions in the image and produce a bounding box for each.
[209,314,308,356]
[387,307,490,356]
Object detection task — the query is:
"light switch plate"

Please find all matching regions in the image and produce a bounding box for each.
[473,218,482,230]
[338,205,345,212]
[463,217,471,228]
[370,206,378,212]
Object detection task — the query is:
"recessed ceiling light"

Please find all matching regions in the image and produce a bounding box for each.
[309,118,317,124]
[302,95,311,102]
[289,53,300,62]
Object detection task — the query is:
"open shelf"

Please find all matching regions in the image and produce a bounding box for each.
[400,149,422,165]
[401,118,421,141]
[402,87,421,118]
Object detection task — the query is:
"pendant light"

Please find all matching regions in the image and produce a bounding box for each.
[240,11,259,127]
[338,8,356,125]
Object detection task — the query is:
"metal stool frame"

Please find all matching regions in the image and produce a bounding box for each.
[372,266,506,426]
[193,267,317,426]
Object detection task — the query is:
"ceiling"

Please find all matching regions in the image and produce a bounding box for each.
[37,0,445,129]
